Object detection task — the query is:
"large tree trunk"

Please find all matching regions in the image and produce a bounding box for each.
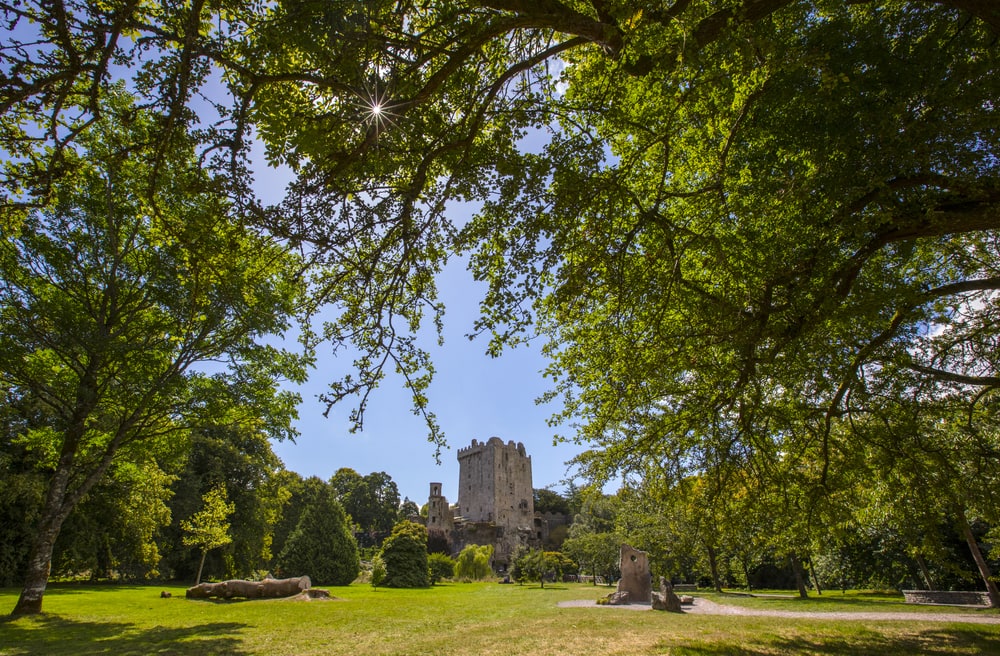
[707,543,723,592]
[11,370,118,616]
[11,523,61,616]
[914,552,936,590]
[957,510,1000,608]
[186,576,312,599]
[790,553,809,599]
[11,469,75,616]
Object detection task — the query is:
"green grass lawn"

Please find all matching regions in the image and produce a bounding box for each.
[2,582,999,655]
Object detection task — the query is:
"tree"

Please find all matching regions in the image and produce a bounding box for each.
[370,553,387,591]
[181,486,235,585]
[378,520,429,588]
[562,532,620,587]
[0,95,306,615]
[399,497,420,519]
[278,486,360,586]
[54,458,177,581]
[5,0,999,609]
[534,488,570,515]
[561,491,621,585]
[0,409,50,586]
[165,421,291,581]
[847,394,1000,604]
[514,549,575,588]
[216,1,999,458]
[270,474,330,567]
[331,469,402,547]
[455,544,494,581]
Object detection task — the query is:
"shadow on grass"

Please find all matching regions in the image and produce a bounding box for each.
[657,627,1000,655]
[0,615,250,655]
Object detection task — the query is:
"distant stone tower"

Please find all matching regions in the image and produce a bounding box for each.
[456,437,535,568]
[426,482,454,532]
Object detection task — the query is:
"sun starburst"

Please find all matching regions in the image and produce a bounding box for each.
[357,84,399,136]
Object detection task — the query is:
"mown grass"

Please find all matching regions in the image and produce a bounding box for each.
[1,582,998,655]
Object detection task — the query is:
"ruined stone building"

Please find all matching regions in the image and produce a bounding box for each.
[426,437,545,571]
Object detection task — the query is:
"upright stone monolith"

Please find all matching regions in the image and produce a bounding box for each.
[615,544,651,603]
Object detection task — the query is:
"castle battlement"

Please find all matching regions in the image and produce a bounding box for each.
[457,436,529,459]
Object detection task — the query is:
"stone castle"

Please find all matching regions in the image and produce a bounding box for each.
[426,437,548,571]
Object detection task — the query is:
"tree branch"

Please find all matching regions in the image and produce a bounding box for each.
[909,364,1000,387]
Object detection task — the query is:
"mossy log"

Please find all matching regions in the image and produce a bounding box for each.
[185,576,311,599]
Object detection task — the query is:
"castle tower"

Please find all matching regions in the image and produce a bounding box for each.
[456,437,534,567]
[426,482,453,532]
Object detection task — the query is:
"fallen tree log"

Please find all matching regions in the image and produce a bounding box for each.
[186,576,311,599]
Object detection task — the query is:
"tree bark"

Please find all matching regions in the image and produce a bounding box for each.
[914,552,936,590]
[790,553,809,599]
[10,523,61,616]
[707,544,723,592]
[805,558,822,596]
[10,440,81,616]
[195,550,208,585]
[957,510,1000,608]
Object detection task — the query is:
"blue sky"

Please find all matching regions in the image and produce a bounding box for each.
[249,158,588,506]
[250,123,595,506]
[270,253,589,506]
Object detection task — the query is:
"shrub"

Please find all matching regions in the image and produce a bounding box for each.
[428,552,456,584]
[379,520,429,588]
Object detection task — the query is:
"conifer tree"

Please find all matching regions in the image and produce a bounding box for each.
[278,487,359,586]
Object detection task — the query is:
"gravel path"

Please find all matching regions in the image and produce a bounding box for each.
[557,597,1000,624]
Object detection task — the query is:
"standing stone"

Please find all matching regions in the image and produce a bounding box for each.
[651,576,683,612]
[615,544,651,604]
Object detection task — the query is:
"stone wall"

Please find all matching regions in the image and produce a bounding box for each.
[902,590,991,606]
